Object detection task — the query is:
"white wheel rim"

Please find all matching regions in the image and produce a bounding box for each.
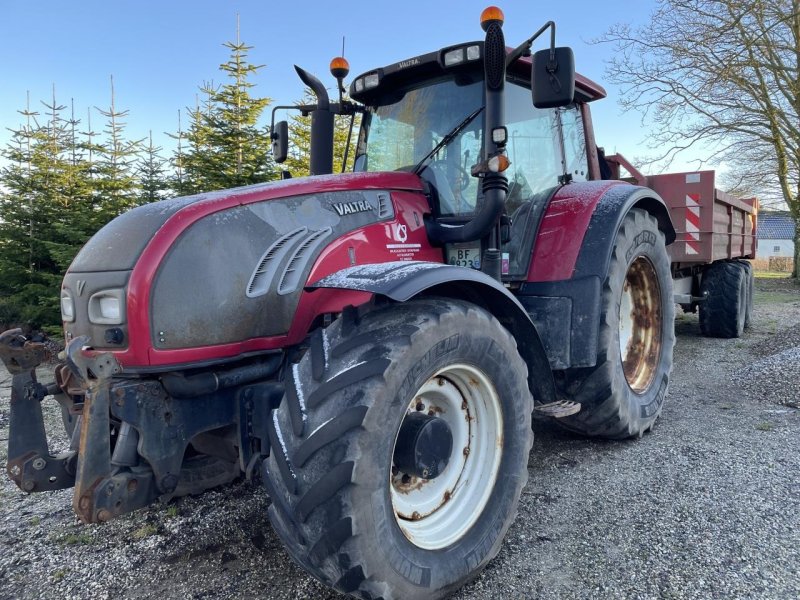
[390,363,503,550]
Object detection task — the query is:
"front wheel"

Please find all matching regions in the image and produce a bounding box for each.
[263,298,533,599]
[555,208,675,439]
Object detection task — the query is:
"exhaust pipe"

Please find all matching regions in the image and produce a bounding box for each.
[295,65,335,176]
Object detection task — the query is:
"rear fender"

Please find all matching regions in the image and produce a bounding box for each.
[573,186,676,281]
[520,185,676,369]
[310,261,556,405]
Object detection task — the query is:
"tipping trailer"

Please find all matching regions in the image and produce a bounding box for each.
[606,154,758,337]
[0,6,756,599]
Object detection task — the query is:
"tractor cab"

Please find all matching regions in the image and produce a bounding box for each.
[272,8,600,280]
[347,37,605,278]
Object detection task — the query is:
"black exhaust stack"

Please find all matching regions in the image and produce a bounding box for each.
[294,65,335,176]
[479,13,509,280]
[424,10,509,280]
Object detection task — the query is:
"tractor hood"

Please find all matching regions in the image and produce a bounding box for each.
[61,172,424,367]
[68,172,423,274]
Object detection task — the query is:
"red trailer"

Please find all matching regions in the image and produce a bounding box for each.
[607,154,758,337]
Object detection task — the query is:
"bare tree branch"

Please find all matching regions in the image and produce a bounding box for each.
[598,0,800,275]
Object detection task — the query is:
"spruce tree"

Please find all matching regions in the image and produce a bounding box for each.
[0,84,139,331]
[94,75,142,220]
[0,97,38,326]
[181,26,276,193]
[167,109,188,195]
[181,86,219,194]
[0,89,91,328]
[138,131,169,203]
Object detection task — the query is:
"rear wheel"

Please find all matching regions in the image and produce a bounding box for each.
[555,208,674,439]
[263,298,533,599]
[699,261,747,338]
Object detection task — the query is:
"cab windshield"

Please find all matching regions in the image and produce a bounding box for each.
[354,78,484,217]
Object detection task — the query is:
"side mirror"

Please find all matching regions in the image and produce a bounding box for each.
[531,47,575,108]
[271,120,289,163]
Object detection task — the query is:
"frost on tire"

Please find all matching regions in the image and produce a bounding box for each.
[262,298,533,599]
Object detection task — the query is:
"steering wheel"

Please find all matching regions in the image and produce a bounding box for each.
[427,160,472,192]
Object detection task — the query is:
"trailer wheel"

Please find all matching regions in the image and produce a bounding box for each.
[555,208,674,439]
[263,298,532,600]
[699,261,747,338]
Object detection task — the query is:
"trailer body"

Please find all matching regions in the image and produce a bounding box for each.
[605,156,758,266]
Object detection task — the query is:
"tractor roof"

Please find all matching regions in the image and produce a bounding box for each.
[350,42,606,105]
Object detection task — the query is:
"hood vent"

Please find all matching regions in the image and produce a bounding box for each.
[377,192,392,219]
[246,227,307,298]
[277,227,333,296]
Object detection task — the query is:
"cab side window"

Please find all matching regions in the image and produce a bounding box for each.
[504,83,591,212]
[559,105,588,182]
[504,83,561,213]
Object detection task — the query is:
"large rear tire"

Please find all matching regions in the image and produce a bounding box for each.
[699,261,747,338]
[263,298,533,599]
[555,208,675,439]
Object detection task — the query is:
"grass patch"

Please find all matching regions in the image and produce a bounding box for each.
[29,516,41,526]
[754,271,791,279]
[131,523,158,540]
[57,532,94,546]
[754,290,799,304]
[755,421,774,432]
[166,505,179,518]
[51,568,68,582]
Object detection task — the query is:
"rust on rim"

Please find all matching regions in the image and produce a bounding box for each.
[619,256,662,393]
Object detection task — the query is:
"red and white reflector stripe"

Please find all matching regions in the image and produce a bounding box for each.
[685,193,701,255]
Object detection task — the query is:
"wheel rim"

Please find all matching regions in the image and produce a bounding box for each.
[390,364,503,550]
[618,256,663,393]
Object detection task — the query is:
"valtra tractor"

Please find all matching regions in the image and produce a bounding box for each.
[1,6,757,599]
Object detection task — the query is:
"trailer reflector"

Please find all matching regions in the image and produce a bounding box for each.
[685,193,701,255]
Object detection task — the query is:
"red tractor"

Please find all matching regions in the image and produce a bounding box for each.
[1,6,754,599]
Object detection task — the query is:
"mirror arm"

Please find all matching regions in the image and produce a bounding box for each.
[270,105,301,138]
[506,20,556,67]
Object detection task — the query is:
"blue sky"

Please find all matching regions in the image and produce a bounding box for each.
[0,0,706,173]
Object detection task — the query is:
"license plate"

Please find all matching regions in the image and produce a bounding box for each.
[446,244,481,270]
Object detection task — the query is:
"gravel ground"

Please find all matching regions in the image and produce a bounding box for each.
[1,276,799,600]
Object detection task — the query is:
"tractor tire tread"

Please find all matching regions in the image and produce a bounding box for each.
[264,297,532,599]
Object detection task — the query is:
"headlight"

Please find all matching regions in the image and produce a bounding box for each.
[444,48,465,66]
[88,289,125,325]
[364,73,380,89]
[61,292,75,322]
[466,45,480,60]
[354,78,364,92]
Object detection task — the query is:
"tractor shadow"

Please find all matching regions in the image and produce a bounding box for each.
[529,416,624,472]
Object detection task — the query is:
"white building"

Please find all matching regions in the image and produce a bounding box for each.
[756,213,795,258]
